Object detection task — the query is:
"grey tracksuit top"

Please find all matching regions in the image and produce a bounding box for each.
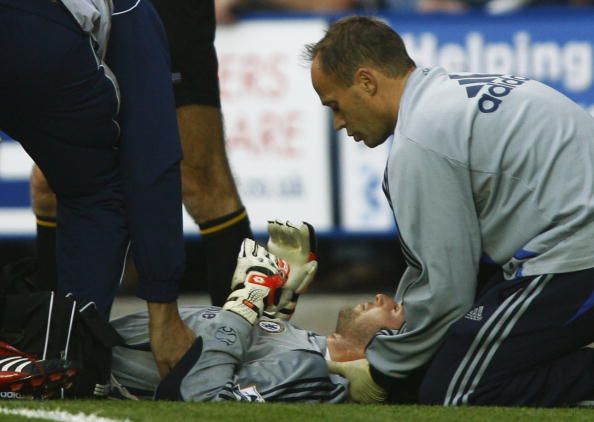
[367,67,594,382]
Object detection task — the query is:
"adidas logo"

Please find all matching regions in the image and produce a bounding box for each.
[0,391,24,399]
[464,305,484,321]
[449,73,529,114]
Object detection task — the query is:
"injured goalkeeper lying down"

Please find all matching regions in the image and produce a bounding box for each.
[109,221,404,402]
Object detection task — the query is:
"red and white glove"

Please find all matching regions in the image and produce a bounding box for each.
[224,239,289,325]
[264,220,318,320]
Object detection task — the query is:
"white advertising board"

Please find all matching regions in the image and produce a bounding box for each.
[0,140,33,180]
[0,140,35,236]
[338,133,395,233]
[215,19,333,233]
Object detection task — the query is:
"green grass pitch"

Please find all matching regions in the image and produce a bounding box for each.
[0,401,592,421]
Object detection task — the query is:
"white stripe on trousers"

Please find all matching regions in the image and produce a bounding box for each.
[444,274,552,405]
[1,357,29,371]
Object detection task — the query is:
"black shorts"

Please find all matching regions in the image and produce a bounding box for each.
[150,0,221,107]
[419,268,594,406]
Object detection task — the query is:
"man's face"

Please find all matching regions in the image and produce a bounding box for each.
[310,56,389,149]
[335,294,404,343]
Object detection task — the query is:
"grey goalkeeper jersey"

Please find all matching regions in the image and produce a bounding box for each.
[367,67,594,381]
[110,306,348,403]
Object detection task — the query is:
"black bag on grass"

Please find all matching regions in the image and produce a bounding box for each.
[0,257,124,398]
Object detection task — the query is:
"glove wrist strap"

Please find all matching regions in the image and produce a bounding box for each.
[223,300,260,325]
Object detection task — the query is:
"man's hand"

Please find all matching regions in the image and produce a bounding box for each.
[224,239,288,324]
[265,220,318,320]
[327,359,387,403]
[148,302,196,379]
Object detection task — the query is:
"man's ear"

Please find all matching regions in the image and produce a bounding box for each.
[354,68,378,96]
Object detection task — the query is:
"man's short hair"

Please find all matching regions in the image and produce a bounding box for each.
[304,16,415,87]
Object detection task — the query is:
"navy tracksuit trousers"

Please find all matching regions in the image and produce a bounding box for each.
[420,267,594,406]
[0,0,184,316]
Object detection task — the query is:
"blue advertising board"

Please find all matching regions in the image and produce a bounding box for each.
[382,8,594,112]
[0,132,31,208]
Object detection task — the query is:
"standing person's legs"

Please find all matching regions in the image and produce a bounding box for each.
[107,0,185,305]
[26,0,187,301]
[0,0,128,316]
[151,0,253,306]
[420,268,594,406]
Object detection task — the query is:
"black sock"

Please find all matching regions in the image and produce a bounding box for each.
[34,215,58,291]
[199,207,253,306]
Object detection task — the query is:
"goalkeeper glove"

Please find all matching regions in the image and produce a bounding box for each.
[327,359,387,403]
[264,220,318,320]
[224,239,288,325]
